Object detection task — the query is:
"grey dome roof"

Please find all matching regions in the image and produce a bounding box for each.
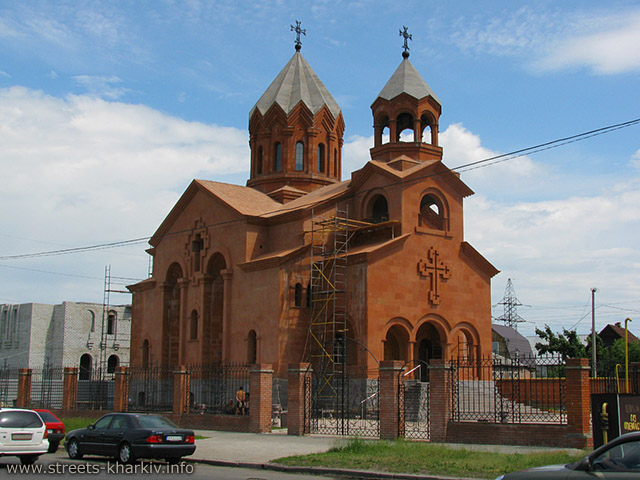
[376,58,441,105]
[250,51,341,120]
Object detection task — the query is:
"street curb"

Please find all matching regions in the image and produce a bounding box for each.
[189,457,478,480]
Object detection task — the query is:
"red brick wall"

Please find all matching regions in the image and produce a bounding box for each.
[379,360,403,439]
[446,423,586,448]
[249,364,273,433]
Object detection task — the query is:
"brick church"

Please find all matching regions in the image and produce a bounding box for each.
[128,34,499,378]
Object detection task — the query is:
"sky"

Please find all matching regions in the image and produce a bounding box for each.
[0,0,639,339]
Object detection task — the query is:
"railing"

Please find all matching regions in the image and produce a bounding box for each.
[188,362,250,415]
[30,366,65,409]
[591,359,640,394]
[0,367,19,407]
[450,355,566,425]
[128,364,174,413]
[77,367,114,410]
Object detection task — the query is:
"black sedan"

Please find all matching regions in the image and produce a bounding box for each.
[65,413,196,464]
[496,432,640,479]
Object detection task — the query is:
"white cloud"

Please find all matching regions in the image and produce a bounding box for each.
[0,87,249,302]
[533,12,640,74]
[631,149,640,169]
[72,75,129,100]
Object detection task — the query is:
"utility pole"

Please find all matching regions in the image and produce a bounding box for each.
[495,279,526,330]
[591,288,597,377]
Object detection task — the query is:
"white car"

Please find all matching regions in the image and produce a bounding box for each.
[0,408,49,465]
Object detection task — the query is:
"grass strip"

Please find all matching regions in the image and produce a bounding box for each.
[273,438,587,479]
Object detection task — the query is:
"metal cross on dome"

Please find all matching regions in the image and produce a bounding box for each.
[399,25,412,58]
[291,20,306,51]
[417,247,451,305]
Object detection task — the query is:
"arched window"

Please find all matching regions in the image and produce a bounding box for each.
[142,340,150,368]
[247,330,257,364]
[370,195,389,223]
[79,354,92,380]
[397,112,414,141]
[107,355,119,373]
[190,310,198,340]
[257,146,263,174]
[274,143,281,171]
[107,311,116,335]
[89,310,95,332]
[333,149,337,176]
[295,141,304,171]
[420,194,445,230]
[306,283,312,308]
[294,283,302,307]
[317,143,325,173]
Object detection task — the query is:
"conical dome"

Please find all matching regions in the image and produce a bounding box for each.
[250,51,341,120]
[376,57,440,104]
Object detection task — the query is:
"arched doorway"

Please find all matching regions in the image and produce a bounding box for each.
[384,325,409,362]
[162,263,182,366]
[107,355,119,373]
[79,354,92,380]
[415,323,443,381]
[204,253,226,363]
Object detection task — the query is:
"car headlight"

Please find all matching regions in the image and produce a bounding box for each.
[495,476,504,480]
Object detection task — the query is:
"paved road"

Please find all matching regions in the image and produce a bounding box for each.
[0,457,340,479]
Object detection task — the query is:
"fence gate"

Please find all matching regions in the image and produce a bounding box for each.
[398,360,430,440]
[308,367,380,438]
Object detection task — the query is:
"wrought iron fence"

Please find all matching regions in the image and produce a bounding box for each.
[450,355,566,425]
[591,358,640,394]
[128,364,174,413]
[77,367,114,410]
[0,366,19,407]
[188,362,250,415]
[309,368,379,437]
[30,366,65,409]
[399,362,430,440]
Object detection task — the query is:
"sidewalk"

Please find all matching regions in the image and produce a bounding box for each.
[186,429,583,480]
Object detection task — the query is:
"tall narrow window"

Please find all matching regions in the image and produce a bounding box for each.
[192,234,203,272]
[257,146,263,174]
[333,149,337,176]
[190,310,198,340]
[306,283,312,308]
[247,330,257,364]
[317,143,325,173]
[295,141,304,171]
[89,311,95,332]
[294,283,302,307]
[79,354,92,380]
[107,355,119,373]
[107,311,116,335]
[274,143,281,171]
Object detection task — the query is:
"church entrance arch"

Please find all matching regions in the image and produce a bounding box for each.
[204,253,226,363]
[383,324,410,362]
[162,263,182,366]
[415,322,443,381]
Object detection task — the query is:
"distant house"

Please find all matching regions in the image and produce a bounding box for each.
[599,322,639,348]
[492,324,533,359]
[0,302,131,374]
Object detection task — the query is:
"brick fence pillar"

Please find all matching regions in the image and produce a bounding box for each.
[62,367,78,411]
[249,364,273,433]
[173,366,191,416]
[429,359,452,443]
[288,363,311,436]
[16,368,32,408]
[113,366,131,412]
[566,357,592,449]
[379,360,404,440]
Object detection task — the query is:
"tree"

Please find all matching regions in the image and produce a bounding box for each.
[535,325,587,359]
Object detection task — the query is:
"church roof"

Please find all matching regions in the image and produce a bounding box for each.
[250,51,341,119]
[197,180,282,216]
[376,58,441,105]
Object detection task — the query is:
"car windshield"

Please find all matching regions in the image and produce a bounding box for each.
[0,411,43,428]
[37,411,59,423]
[135,416,178,429]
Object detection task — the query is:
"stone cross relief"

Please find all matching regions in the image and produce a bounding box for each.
[417,247,451,305]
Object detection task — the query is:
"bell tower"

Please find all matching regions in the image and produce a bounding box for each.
[247,22,345,203]
[370,27,443,169]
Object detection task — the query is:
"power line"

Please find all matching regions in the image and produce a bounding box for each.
[1,116,638,262]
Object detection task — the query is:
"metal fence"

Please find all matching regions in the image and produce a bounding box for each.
[450,355,566,425]
[189,362,250,415]
[128,364,174,413]
[591,359,640,394]
[0,367,19,407]
[77,368,114,410]
[30,366,65,409]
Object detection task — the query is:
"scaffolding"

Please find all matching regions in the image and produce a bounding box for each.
[306,207,375,416]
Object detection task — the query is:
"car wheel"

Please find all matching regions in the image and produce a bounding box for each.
[67,438,83,460]
[19,455,38,465]
[166,457,182,464]
[48,441,59,454]
[118,442,136,464]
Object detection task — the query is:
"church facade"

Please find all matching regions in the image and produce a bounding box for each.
[128,42,498,378]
